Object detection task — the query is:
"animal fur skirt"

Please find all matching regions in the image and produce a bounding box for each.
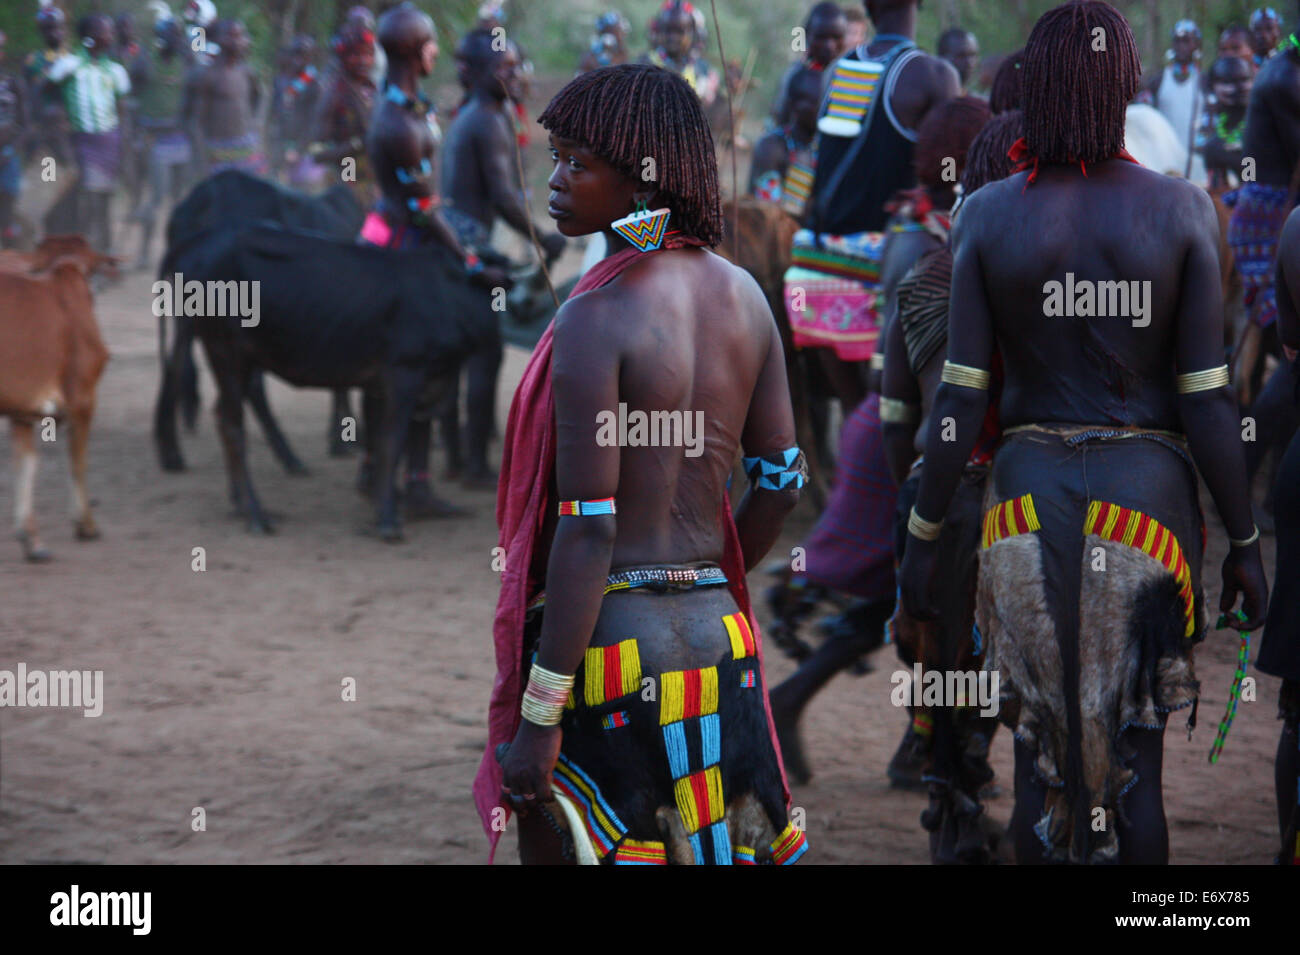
[975,425,1206,863]
[522,571,806,865]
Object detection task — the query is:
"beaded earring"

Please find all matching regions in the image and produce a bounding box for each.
[610,200,671,252]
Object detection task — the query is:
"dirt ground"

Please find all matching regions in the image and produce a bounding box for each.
[0,215,1288,867]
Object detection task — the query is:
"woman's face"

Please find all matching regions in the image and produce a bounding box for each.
[547,135,643,237]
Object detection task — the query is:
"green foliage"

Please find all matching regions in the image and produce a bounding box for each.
[0,1,1286,102]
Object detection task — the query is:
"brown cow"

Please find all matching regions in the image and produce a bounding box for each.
[0,259,110,561]
[0,234,121,280]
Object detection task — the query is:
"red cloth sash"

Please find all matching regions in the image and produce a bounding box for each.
[473,235,792,860]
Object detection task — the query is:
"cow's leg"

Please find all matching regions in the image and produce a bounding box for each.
[329,388,357,457]
[10,420,50,562]
[357,383,382,498]
[438,371,464,480]
[212,357,272,534]
[375,368,425,541]
[462,336,503,489]
[65,411,99,541]
[179,340,200,433]
[153,315,188,472]
[246,370,308,476]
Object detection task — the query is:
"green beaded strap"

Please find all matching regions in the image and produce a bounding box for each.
[1208,610,1251,765]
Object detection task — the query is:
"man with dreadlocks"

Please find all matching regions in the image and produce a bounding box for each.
[900,0,1268,865]
[881,108,1020,864]
[477,64,806,865]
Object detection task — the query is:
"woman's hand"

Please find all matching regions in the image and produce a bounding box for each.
[1219,544,1268,631]
[497,720,563,816]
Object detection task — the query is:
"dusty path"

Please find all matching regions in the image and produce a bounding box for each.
[0,244,1286,865]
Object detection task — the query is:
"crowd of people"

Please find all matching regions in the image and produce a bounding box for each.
[2,0,1297,866]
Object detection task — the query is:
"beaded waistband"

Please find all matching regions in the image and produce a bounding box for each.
[527,563,728,612]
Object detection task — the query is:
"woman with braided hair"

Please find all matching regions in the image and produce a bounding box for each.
[475,64,807,865]
[900,1,1267,864]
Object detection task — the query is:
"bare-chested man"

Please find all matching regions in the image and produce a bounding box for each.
[770,3,848,128]
[358,3,506,517]
[129,15,196,270]
[899,1,1268,865]
[440,28,566,489]
[1264,202,1300,862]
[183,19,265,175]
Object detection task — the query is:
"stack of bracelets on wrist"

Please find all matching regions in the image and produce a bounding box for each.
[520,662,574,726]
[1228,525,1260,547]
[907,506,943,541]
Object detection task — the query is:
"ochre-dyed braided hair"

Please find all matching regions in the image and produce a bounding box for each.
[1022,1,1141,164]
[961,110,1025,195]
[914,95,991,190]
[539,63,724,246]
[989,47,1024,114]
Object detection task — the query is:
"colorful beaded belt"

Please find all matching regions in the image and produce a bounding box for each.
[528,564,728,611]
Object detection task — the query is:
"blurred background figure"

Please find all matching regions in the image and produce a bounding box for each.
[937,27,979,93]
[770,2,848,128]
[1219,23,1255,65]
[1199,54,1254,193]
[1251,7,1283,66]
[578,11,630,73]
[0,28,27,248]
[128,10,196,269]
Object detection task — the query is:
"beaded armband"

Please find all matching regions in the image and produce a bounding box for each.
[557,497,617,516]
[395,157,434,184]
[1176,365,1230,394]
[741,446,807,491]
[940,361,991,390]
[879,397,920,424]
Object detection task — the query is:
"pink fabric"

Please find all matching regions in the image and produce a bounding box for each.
[473,240,790,860]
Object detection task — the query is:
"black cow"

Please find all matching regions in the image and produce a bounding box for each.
[171,221,497,538]
[153,172,364,471]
